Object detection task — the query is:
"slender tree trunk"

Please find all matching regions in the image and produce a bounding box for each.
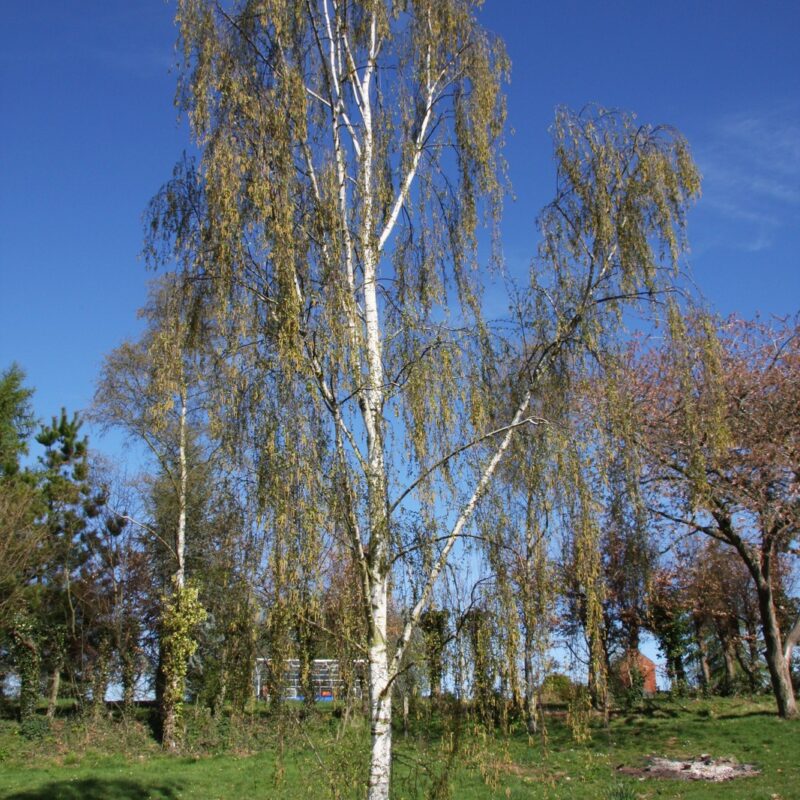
[79,656,94,712]
[46,631,65,718]
[731,531,797,717]
[367,576,392,800]
[162,698,178,751]
[121,650,137,716]
[46,662,61,719]
[694,617,712,691]
[214,669,228,718]
[718,628,737,693]
[628,625,641,654]
[523,631,537,735]
[92,640,112,720]
[671,653,687,687]
[163,389,188,750]
[454,631,466,703]
[755,581,797,718]
[175,389,187,591]
[359,43,395,788]
[358,23,398,785]
[588,630,609,716]
[508,657,522,723]
[733,644,755,693]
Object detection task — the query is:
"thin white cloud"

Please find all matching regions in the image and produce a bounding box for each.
[695,106,800,252]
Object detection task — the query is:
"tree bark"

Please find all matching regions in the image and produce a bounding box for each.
[162,696,179,751]
[725,525,798,718]
[755,580,797,718]
[175,389,187,591]
[87,638,111,720]
[367,576,392,800]
[523,631,537,735]
[360,36,394,791]
[46,663,61,719]
[718,627,737,694]
[694,617,712,691]
[162,388,188,750]
[121,651,137,716]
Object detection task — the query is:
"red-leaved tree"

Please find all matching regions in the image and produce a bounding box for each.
[628,314,799,718]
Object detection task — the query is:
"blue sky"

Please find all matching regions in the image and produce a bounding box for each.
[1,0,798,445]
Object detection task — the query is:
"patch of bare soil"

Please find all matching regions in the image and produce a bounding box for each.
[617,754,760,782]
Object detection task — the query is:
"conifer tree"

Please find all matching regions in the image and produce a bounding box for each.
[0,365,42,629]
[0,364,36,478]
[35,409,108,714]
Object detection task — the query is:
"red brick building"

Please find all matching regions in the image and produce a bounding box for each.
[617,650,657,695]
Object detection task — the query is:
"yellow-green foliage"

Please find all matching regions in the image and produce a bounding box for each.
[666,304,731,507]
[10,612,41,723]
[161,582,207,723]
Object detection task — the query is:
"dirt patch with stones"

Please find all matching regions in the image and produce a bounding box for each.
[617,754,760,782]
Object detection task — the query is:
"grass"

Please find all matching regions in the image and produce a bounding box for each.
[0,696,797,799]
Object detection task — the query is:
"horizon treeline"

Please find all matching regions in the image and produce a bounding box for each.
[1,307,798,742]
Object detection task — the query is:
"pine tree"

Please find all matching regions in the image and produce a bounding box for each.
[35,409,108,714]
[0,363,36,477]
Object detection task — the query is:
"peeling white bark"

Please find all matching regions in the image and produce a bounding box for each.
[299,5,522,794]
[176,387,187,590]
[366,577,392,800]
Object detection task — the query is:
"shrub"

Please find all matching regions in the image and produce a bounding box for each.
[19,716,50,741]
[541,673,574,703]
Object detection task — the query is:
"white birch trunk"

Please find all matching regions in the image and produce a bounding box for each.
[163,385,188,751]
[313,6,521,792]
[176,387,187,590]
[367,576,392,800]
[358,12,395,797]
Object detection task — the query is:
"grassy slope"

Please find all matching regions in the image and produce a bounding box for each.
[0,696,797,799]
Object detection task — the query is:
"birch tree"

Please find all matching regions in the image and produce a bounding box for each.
[153,0,701,791]
[160,3,508,792]
[93,276,211,748]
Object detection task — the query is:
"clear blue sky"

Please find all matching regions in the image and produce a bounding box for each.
[1,0,799,445]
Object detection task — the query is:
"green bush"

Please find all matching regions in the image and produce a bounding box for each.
[19,716,50,741]
[610,659,645,711]
[540,673,574,703]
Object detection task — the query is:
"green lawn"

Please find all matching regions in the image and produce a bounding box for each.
[0,697,797,799]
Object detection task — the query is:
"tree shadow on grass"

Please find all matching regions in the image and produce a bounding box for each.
[5,778,180,799]
[716,710,778,720]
